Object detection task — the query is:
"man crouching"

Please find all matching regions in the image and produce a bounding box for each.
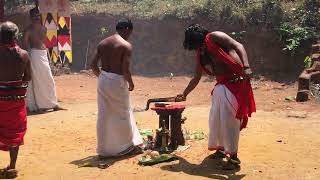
[91,18,143,158]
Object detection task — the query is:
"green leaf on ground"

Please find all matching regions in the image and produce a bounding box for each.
[190,131,205,140]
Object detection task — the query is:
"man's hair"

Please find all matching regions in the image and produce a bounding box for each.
[183,24,209,50]
[116,18,133,31]
[0,21,19,44]
[29,6,40,17]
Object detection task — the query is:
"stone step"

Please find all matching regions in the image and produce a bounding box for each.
[311,53,320,62]
[312,44,320,54]
[311,71,320,84]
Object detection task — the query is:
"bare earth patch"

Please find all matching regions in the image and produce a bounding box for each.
[0,74,319,180]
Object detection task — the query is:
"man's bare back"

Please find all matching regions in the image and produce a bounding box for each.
[0,21,31,82]
[91,18,134,91]
[98,34,132,75]
[0,47,31,82]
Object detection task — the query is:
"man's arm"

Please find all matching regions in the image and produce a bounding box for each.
[21,51,32,81]
[122,45,134,91]
[210,32,250,67]
[210,31,252,77]
[177,62,203,101]
[23,29,31,51]
[90,46,101,77]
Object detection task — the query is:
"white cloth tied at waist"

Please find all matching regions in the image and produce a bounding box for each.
[96,71,143,157]
[26,49,58,111]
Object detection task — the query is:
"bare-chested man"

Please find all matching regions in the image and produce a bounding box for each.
[91,19,143,158]
[24,6,64,112]
[0,21,31,178]
[176,24,256,170]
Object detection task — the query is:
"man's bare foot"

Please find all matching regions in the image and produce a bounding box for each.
[53,106,67,111]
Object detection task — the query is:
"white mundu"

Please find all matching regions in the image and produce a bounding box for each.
[208,84,241,155]
[26,49,59,111]
[96,71,143,157]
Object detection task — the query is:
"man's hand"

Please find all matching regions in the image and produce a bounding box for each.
[93,69,101,77]
[175,94,186,102]
[244,67,253,79]
[129,82,134,91]
[91,48,101,77]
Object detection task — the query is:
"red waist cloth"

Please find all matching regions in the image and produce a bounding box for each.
[215,76,255,129]
[0,81,27,151]
[197,34,256,129]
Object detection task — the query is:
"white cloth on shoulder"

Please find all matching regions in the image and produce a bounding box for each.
[208,84,240,155]
[26,49,58,111]
[96,71,143,157]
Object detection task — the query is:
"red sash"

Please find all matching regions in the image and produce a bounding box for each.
[197,34,256,129]
[0,42,18,48]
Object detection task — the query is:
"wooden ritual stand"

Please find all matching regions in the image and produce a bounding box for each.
[151,105,186,151]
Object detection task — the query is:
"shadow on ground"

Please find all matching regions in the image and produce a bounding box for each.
[160,155,245,180]
[70,154,140,169]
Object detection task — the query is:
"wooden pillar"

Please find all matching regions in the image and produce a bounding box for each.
[170,111,185,149]
[155,114,169,148]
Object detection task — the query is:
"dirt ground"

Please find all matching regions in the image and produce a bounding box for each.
[1,74,320,180]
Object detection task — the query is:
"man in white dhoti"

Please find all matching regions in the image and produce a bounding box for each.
[176,24,256,170]
[91,19,143,158]
[23,7,64,112]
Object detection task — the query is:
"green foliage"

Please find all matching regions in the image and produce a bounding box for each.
[279,23,319,52]
[297,0,320,29]
[304,56,312,68]
[260,0,284,27]
[278,0,320,54]
[6,0,319,55]
[245,0,284,27]
[231,31,246,41]
[100,27,108,36]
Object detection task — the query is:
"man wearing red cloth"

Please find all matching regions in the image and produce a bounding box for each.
[176,24,256,170]
[0,21,31,178]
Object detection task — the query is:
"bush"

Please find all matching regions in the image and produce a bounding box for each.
[278,0,320,54]
[279,23,319,52]
[245,0,284,28]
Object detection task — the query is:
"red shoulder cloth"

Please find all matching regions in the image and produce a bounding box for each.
[0,42,18,48]
[198,34,256,130]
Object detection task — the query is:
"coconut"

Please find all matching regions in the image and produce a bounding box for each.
[145,150,152,155]
[150,151,160,158]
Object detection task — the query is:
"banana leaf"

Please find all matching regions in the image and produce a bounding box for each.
[138,154,178,166]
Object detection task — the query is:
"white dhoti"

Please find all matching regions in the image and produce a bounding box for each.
[96,71,143,157]
[26,49,59,111]
[208,84,240,155]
